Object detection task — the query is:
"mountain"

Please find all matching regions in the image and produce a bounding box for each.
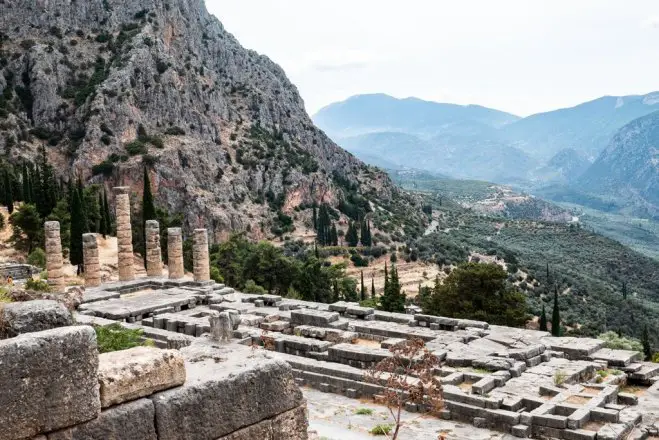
[313,94,521,139]
[578,111,659,219]
[501,93,659,161]
[315,93,659,187]
[0,0,427,241]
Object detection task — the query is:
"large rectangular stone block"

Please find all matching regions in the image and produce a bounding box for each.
[0,326,101,440]
[47,399,157,440]
[216,405,308,440]
[98,347,186,408]
[152,344,304,440]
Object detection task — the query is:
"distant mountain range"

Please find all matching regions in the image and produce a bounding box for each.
[314,93,659,218]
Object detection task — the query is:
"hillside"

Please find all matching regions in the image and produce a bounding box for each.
[313,93,520,139]
[411,189,659,340]
[578,111,659,219]
[315,92,659,187]
[0,0,427,242]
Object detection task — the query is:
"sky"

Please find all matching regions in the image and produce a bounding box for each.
[205,0,659,117]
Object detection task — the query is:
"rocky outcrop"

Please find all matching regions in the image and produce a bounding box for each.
[0,0,426,241]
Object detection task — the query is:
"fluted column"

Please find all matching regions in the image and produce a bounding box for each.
[145,220,162,277]
[82,233,101,287]
[113,186,135,281]
[167,228,184,279]
[193,229,210,282]
[44,221,65,293]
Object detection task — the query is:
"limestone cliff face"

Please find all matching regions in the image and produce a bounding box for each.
[0,0,425,240]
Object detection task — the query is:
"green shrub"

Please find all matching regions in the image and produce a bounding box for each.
[354,408,373,415]
[27,248,47,269]
[125,140,147,156]
[598,331,644,352]
[92,160,115,176]
[165,126,185,135]
[0,287,12,303]
[95,323,153,353]
[244,279,267,294]
[25,277,50,292]
[148,136,164,148]
[369,424,392,436]
[210,266,224,284]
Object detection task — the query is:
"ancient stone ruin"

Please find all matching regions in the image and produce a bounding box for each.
[114,186,135,282]
[3,189,658,440]
[44,220,65,293]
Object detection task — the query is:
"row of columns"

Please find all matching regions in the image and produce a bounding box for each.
[44,186,211,292]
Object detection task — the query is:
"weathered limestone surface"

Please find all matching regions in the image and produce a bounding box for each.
[193,228,210,282]
[152,342,304,440]
[98,347,186,408]
[145,220,163,277]
[82,233,101,287]
[167,228,184,279]
[217,405,308,440]
[44,221,65,293]
[0,326,101,440]
[210,310,240,342]
[114,187,135,282]
[0,300,72,338]
[47,398,157,440]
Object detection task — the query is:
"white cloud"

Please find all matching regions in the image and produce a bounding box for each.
[642,16,659,29]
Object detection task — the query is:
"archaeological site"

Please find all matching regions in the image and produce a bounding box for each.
[1,188,659,440]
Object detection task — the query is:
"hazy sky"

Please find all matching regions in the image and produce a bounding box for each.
[205,1,659,117]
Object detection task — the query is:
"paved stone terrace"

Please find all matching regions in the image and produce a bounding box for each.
[77,277,659,440]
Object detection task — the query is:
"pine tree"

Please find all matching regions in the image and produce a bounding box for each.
[551,288,561,337]
[360,271,366,301]
[3,170,13,214]
[642,325,652,361]
[69,188,85,268]
[539,304,548,332]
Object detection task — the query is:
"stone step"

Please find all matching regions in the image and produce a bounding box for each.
[630,364,659,384]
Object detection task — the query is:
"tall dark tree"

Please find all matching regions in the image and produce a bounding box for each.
[312,203,318,230]
[360,219,372,247]
[99,193,108,238]
[642,325,652,361]
[3,170,14,214]
[384,262,389,293]
[371,276,376,298]
[76,177,89,233]
[142,167,156,224]
[551,287,561,337]
[539,304,548,332]
[21,164,31,204]
[346,221,359,247]
[329,224,338,246]
[622,281,628,300]
[69,188,85,269]
[381,264,405,312]
[360,271,366,301]
[103,188,112,235]
[316,204,332,246]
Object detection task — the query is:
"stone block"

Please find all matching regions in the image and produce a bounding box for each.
[47,399,157,440]
[0,326,101,440]
[215,405,308,440]
[617,392,638,406]
[562,429,597,440]
[152,346,303,440]
[0,300,72,338]
[591,407,620,423]
[98,347,186,408]
[290,309,339,327]
[511,424,530,438]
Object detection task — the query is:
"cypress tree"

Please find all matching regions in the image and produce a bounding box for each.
[332,281,340,303]
[346,221,359,247]
[371,276,376,298]
[312,203,317,230]
[381,264,405,312]
[69,188,85,269]
[360,219,372,247]
[551,288,561,337]
[142,167,156,265]
[330,224,338,246]
[22,164,31,204]
[642,325,652,361]
[539,304,548,332]
[99,193,108,238]
[103,188,112,235]
[76,177,89,233]
[3,170,13,214]
[360,271,366,301]
[622,281,628,300]
[384,262,389,293]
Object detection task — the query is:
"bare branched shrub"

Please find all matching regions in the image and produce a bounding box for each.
[365,338,443,440]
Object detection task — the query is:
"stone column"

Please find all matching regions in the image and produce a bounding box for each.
[145,220,162,277]
[82,233,101,287]
[44,221,65,293]
[113,186,135,281]
[193,229,210,283]
[167,228,184,279]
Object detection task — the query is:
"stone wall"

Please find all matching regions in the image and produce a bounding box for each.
[0,300,309,440]
[0,263,40,280]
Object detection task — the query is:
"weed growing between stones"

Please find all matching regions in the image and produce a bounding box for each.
[94,323,153,353]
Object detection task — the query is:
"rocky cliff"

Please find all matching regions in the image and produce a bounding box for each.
[0,0,426,241]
